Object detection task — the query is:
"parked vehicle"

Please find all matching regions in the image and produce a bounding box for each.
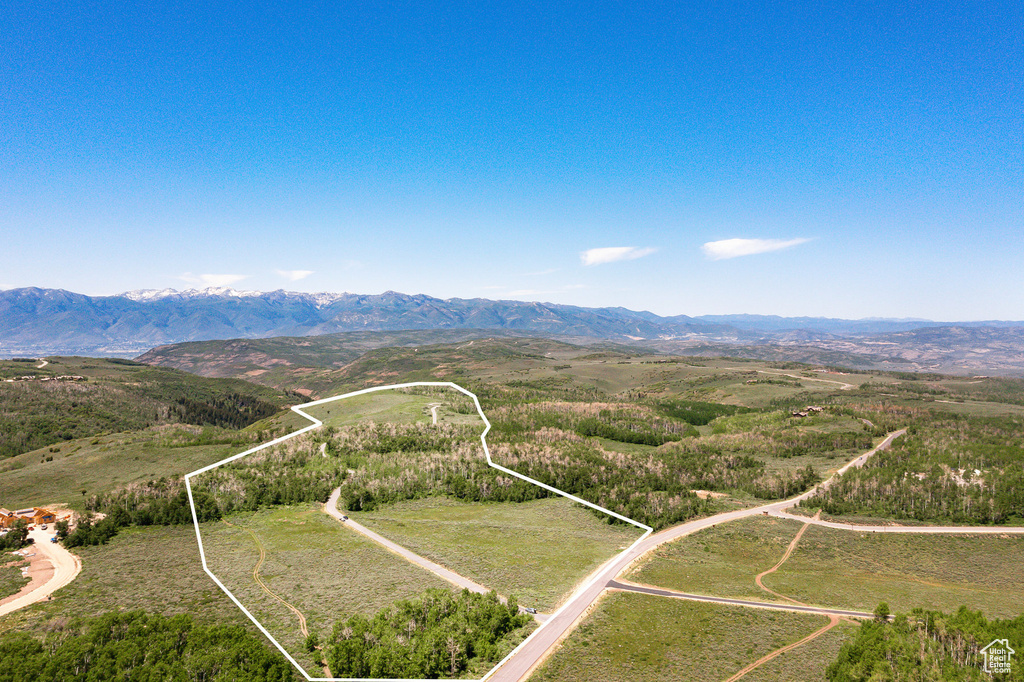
[50,537,58,543]
[41,524,47,530]
[524,607,537,614]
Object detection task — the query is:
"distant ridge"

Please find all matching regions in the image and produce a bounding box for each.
[1,288,1021,374]
[0,287,732,356]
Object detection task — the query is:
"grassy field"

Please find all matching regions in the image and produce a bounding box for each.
[351,496,643,612]
[0,430,244,510]
[918,398,1024,418]
[741,620,857,682]
[201,504,455,675]
[0,525,251,636]
[631,516,802,602]
[0,559,30,601]
[301,387,484,429]
[631,517,1024,618]
[767,525,1024,619]
[532,591,841,682]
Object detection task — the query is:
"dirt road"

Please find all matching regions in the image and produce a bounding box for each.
[483,431,907,682]
[725,367,855,390]
[487,427,1024,681]
[606,580,873,619]
[767,510,1024,534]
[0,528,82,618]
[323,488,492,596]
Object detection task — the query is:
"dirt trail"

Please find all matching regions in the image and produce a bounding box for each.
[730,510,854,681]
[223,519,309,637]
[723,615,841,682]
[754,512,817,606]
[221,519,331,676]
[488,430,908,682]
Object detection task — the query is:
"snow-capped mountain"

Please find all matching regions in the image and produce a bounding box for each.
[0,287,730,355]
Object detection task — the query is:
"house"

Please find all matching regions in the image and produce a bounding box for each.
[28,508,56,524]
[981,638,1014,674]
[13,507,56,525]
[0,508,15,528]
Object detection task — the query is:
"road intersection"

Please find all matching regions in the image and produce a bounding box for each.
[485,428,1024,681]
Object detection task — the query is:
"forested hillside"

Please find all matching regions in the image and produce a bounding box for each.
[0,611,295,681]
[0,357,302,458]
[828,607,1024,681]
[803,414,1024,524]
[326,588,532,678]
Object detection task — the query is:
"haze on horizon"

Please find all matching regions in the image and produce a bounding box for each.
[2,2,1020,321]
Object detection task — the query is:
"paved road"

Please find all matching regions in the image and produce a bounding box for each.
[0,527,82,617]
[484,430,907,682]
[607,580,874,619]
[488,427,1024,681]
[323,487,491,596]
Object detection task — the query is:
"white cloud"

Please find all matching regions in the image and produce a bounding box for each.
[701,238,810,260]
[580,246,657,266]
[179,272,248,287]
[275,269,314,281]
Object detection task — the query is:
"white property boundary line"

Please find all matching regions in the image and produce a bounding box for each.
[185,381,653,682]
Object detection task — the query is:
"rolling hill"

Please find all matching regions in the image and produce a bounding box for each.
[3,287,1024,374]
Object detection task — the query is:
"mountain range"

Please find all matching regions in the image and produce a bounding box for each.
[1,287,1022,374]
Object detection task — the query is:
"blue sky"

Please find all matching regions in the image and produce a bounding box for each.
[2,1,1021,319]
